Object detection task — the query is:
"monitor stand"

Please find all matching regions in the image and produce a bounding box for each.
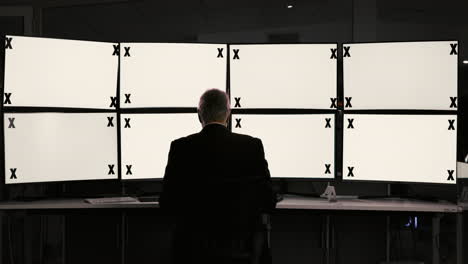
[320,183,337,202]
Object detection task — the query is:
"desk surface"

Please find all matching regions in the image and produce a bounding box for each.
[277,196,460,213]
[0,195,460,213]
[0,199,158,210]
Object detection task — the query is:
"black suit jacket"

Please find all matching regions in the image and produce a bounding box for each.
[160,123,276,232]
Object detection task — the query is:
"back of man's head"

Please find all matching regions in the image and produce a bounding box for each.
[198,89,230,126]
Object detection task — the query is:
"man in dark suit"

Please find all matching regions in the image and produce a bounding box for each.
[160,88,276,264]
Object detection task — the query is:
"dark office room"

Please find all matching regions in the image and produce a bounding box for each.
[0,0,468,264]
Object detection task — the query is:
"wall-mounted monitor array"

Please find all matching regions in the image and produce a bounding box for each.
[2,35,458,185]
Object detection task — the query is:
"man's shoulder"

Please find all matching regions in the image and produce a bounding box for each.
[230,132,263,148]
[172,131,261,146]
[230,131,259,142]
[171,132,200,146]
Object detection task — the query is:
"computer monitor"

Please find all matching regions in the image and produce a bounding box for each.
[3,35,118,109]
[342,114,457,184]
[343,41,458,110]
[4,113,118,184]
[231,114,335,179]
[119,43,227,108]
[229,44,337,109]
[120,113,200,180]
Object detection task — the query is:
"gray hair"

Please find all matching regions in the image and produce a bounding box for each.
[198,89,230,124]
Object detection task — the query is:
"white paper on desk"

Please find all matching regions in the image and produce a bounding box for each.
[232,114,335,178]
[343,41,457,110]
[4,35,118,109]
[4,113,118,184]
[120,113,200,180]
[230,44,337,109]
[343,114,457,184]
[120,43,227,108]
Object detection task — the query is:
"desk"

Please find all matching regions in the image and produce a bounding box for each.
[277,196,460,213]
[0,195,459,212]
[0,198,159,264]
[0,196,461,264]
[277,196,460,264]
[0,199,159,210]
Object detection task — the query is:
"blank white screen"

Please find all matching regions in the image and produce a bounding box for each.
[230,44,337,109]
[121,113,201,180]
[4,35,118,109]
[4,113,118,184]
[343,114,457,184]
[458,162,468,179]
[231,114,335,178]
[120,43,227,108]
[343,41,458,110]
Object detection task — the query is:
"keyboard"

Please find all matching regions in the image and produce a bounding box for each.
[137,196,160,203]
[85,196,138,204]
